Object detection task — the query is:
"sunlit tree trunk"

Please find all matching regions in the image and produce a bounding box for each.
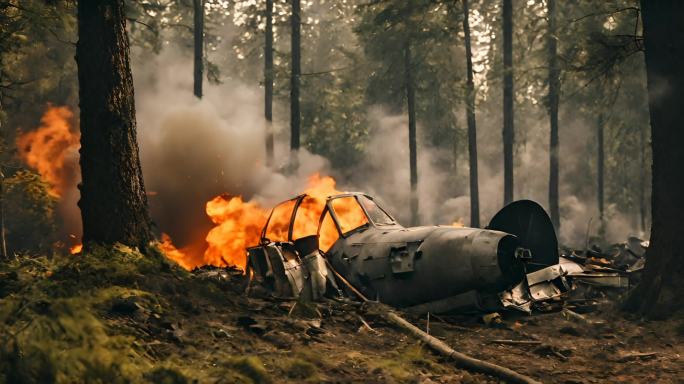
[264,0,274,166]
[76,0,152,248]
[502,0,514,205]
[290,0,301,153]
[405,39,418,226]
[462,0,480,228]
[624,1,684,317]
[193,0,203,98]
[547,0,560,230]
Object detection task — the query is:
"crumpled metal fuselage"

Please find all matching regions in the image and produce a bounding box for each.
[327,224,526,308]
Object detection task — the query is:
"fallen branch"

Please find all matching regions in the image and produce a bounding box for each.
[490,339,543,345]
[373,304,543,384]
[325,259,543,384]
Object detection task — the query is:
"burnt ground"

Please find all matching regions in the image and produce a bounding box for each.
[1,247,682,383]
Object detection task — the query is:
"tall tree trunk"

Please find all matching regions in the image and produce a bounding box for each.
[76,0,152,248]
[462,0,480,228]
[502,0,514,205]
[0,52,5,258]
[624,1,684,317]
[405,39,419,226]
[597,113,604,221]
[193,0,204,99]
[639,122,647,232]
[264,0,274,167]
[0,169,6,259]
[546,0,560,230]
[290,0,301,153]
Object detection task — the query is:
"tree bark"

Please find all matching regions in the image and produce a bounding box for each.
[639,122,646,232]
[264,0,274,167]
[597,113,604,221]
[546,0,560,230]
[462,0,480,228]
[502,0,514,205]
[76,0,153,248]
[290,0,301,153]
[0,169,6,259]
[624,1,684,318]
[405,39,418,226]
[193,0,204,99]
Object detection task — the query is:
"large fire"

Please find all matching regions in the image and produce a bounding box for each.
[164,173,354,271]
[17,107,364,270]
[16,106,80,197]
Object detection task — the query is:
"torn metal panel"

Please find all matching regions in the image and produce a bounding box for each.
[499,281,533,313]
[569,273,629,288]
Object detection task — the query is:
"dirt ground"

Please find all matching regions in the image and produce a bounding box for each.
[145,269,684,384]
[1,250,682,383]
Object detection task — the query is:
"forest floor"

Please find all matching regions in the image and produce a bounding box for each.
[0,246,682,383]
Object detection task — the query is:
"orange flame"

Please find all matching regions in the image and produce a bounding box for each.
[16,106,80,197]
[167,173,366,271]
[70,244,83,254]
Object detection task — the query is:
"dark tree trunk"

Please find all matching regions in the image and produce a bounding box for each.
[462,0,480,228]
[76,0,152,248]
[0,169,6,259]
[639,122,647,232]
[193,0,204,99]
[405,39,419,226]
[547,0,560,230]
[597,113,604,221]
[264,0,274,166]
[624,1,684,318]
[502,0,514,205]
[290,0,301,153]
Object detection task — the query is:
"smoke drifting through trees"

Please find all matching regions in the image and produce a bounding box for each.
[4,1,651,255]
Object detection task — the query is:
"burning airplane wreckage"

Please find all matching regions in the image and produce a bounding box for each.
[244,192,645,315]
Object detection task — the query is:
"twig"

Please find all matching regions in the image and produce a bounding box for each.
[490,339,543,345]
[357,315,377,334]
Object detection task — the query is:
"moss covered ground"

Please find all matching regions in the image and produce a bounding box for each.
[1,246,682,383]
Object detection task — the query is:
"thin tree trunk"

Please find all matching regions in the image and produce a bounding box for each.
[624,1,684,318]
[597,113,604,221]
[502,0,514,205]
[0,52,5,259]
[76,0,152,248]
[547,0,560,230]
[193,0,204,99]
[0,169,7,259]
[290,0,301,153]
[405,39,419,226]
[264,0,274,167]
[639,122,646,233]
[462,0,480,228]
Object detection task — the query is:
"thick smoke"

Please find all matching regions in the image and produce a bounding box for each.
[131,45,643,250]
[133,49,329,251]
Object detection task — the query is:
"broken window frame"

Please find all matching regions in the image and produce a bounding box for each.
[261,194,306,244]
[320,193,400,239]
[260,192,400,251]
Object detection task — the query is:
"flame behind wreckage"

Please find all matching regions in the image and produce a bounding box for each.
[246,192,595,314]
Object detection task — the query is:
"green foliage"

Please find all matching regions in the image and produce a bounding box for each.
[3,169,57,253]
